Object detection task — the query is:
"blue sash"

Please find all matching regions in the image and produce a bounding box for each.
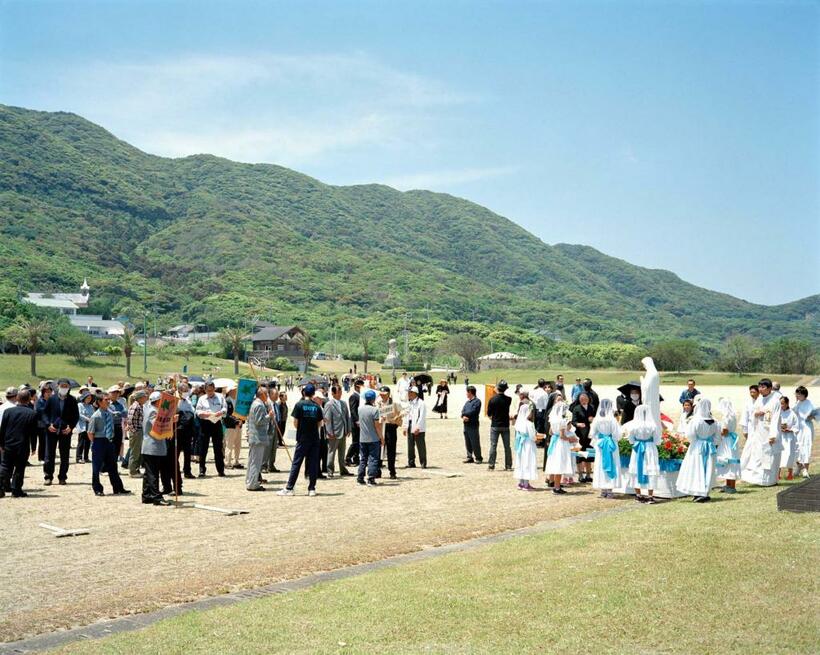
[633,438,651,486]
[547,434,559,457]
[514,431,529,455]
[697,436,717,477]
[598,434,618,481]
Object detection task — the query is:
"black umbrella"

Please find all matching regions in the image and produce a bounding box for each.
[617,381,663,401]
[65,378,81,389]
[412,373,433,386]
[617,381,641,396]
[187,375,206,383]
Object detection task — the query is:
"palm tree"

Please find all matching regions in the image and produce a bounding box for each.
[293,329,313,373]
[7,319,51,376]
[219,327,247,375]
[119,325,136,378]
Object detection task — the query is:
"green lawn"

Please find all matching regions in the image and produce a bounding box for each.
[463,367,808,386]
[54,482,819,655]
[0,353,267,388]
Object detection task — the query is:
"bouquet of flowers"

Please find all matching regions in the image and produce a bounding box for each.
[658,429,688,460]
[618,438,633,457]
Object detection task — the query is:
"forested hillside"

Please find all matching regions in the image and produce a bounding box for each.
[0,104,817,355]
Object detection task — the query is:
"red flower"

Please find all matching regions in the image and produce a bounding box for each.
[664,441,672,450]
[677,446,685,453]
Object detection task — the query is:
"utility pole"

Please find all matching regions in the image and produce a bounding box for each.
[403,313,409,358]
[142,313,148,373]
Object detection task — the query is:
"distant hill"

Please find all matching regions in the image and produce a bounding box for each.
[0,103,817,351]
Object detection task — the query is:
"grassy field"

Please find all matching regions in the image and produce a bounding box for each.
[0,353,265,388]
[53,482,819,655]
[0,353,810,389]
[459,367,809,386]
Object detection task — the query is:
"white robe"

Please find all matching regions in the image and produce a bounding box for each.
[793,399,816,465]
[626,423,661,489]
[640,357,662,432]
[677,419,719,497]
[545,414,577,476]
[740,392,783,486]
[591,416,622,490]
[777,409,799,469]
[716,413,741,480]
[513,404,539,481]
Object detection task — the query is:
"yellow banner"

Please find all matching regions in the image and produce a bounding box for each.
[149,392,180,440]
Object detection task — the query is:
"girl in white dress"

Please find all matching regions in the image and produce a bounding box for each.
[793,386,816,478]
[678,398,719,502]
[677,399,695,437]
[590,398,621,499]
[545,398,577,495]
[777,396,799,480]
[624,405,661,504]
[513,391,539,490]
[715,398,741,494]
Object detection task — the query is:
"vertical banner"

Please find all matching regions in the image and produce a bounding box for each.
[234,378,258,420]
[149,392,180,440]
[484,384,497,417]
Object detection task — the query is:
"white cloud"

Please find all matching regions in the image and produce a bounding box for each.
[49,53,472,166]
[381,166,518,191]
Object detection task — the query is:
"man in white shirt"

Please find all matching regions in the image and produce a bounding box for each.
[402,386,427,468]
[740,378,783,486]
[195,382,226,478]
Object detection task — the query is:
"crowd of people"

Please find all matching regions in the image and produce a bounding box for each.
[467,376,817,503]
[0,371,815,506]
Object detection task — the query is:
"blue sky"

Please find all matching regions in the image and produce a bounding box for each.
[1,0,817,305]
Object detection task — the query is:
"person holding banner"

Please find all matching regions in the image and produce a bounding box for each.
[142,391,171,505]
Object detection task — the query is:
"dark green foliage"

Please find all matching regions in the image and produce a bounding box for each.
[0,104,817,361]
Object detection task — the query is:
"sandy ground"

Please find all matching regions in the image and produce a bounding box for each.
[1,382,815,643]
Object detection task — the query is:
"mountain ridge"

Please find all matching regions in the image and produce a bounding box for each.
[0,103,817,350]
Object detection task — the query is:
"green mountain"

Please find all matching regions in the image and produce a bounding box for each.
[0,103,817,353]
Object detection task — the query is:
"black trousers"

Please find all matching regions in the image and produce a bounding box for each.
[91,439,125,494]
[464,424,482,461]
[0,446,28,495]
[345,424,360,463]
[162,436,182,493]
[287,439,319,491]
[319,433,328,473]
[177,428,193,476]
[384,423,398,475]
[142,454,163,503]
[43,431,71,481]
[199,422,224,475]
[75,431,91,462]
[113,425,124,464]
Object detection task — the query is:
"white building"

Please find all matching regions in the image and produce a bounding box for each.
[69,315,125,338]
[24,278,91,315]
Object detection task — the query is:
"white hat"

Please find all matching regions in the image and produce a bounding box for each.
[408,386,419,394]
[107,385,121,393]
[149,391,162,402]
[5,386,18,398]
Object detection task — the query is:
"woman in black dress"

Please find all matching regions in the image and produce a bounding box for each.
[433,380,449,419]
[571,392,596,482]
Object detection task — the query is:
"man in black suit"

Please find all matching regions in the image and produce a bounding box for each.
[0,388,38,497]
[344,379,362,466]
[43,378,80,486]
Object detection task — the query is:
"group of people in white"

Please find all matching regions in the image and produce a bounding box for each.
[511,377,816,503]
